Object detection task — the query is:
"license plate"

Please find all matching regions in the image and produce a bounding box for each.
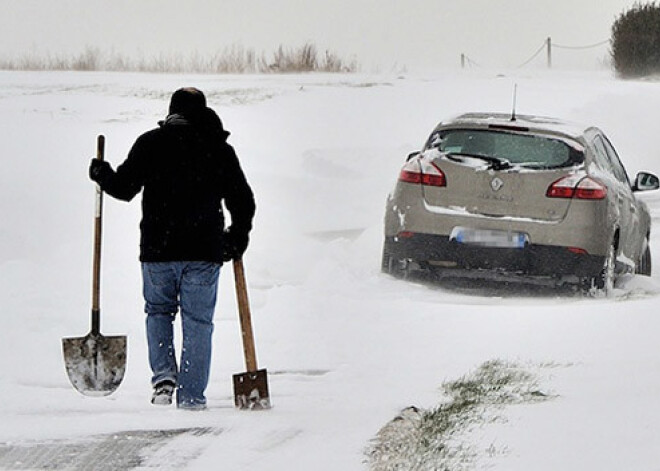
[450,227,529,248]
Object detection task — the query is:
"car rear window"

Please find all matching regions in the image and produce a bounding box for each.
[428,129,583,168]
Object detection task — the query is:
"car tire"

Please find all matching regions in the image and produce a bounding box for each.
[635,241,652,276]
[594,242,617,294]
[381,247,410,279]
[581,242,616,294]
[381,247,391,273]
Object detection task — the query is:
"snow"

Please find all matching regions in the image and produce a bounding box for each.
[1,69,660,470]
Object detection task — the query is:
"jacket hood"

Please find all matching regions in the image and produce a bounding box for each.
[158,110,231,142]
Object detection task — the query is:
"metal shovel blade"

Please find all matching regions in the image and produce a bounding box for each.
[233,368,271,410]
[62,332,127,397]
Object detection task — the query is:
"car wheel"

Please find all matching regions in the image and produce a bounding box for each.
[381,247,410,279]
[635,241,652,276]
[381,247,391,273]
[581,242,616,294]
[594,242,616,294]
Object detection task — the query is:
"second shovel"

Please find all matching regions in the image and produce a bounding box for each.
[232,258,271,410]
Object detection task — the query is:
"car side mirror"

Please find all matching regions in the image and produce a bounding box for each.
[406,151,421,161]
[633,171,660,192]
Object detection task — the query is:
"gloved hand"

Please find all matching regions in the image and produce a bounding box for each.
[222,229,249,262]
[89,159,111,184]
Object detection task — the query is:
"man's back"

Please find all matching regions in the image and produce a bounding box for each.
[92,109,254,263]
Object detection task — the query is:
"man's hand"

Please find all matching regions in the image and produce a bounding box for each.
[89,159,111,184]
[222,230,249,262]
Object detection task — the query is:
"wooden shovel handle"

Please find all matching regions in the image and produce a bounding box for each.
[91,135,104,334]
[233,258,258,372]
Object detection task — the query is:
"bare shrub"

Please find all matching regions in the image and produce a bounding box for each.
[18,52,47,70]
[298,43,318,71]
[214,44,258,73]
[0,43,358,74]
[72,47,101,71]
[263,43,320,72]
[105,51,131,72]
[320,49,358,73]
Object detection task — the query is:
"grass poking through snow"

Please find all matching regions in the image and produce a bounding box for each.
[366,360,554,470]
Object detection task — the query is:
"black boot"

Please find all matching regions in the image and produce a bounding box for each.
[151,380,175,405]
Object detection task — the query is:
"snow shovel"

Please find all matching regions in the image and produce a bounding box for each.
[232,258,271,410]
[62,135,127,396]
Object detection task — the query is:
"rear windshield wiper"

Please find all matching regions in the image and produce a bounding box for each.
[446,152,512,170]
[515,161,558,169]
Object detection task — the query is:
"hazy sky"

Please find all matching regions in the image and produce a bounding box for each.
[0,0,639,71]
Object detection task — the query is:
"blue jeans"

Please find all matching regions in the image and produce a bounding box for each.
[142,261,220,408]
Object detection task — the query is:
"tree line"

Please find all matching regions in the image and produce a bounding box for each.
[612,2,660,77]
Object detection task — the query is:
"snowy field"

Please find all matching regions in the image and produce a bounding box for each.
[1,69,660,470]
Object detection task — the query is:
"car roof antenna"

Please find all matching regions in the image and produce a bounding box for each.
[510,83,518,122]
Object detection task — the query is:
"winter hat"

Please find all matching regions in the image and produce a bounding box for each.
[168,87,206,117]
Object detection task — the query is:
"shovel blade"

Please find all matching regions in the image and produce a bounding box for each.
[233,368,271,410]
[62,333,127,396]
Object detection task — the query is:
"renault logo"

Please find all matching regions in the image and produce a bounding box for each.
[491,177,504,192]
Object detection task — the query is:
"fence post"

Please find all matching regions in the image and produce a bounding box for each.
[461,53,465,69]
[547,37,552,68]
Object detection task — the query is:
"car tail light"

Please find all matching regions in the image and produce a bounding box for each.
[399,160,423,184]
[398,159,446,187]
[574,178,608,199]
[546,175,607,200]
[397,231,415,239]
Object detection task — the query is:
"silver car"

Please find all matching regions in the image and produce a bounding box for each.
[382,112,659,291]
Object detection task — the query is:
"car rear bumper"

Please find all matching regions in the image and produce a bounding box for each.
[384,190,614,259]
[383,233,605,278]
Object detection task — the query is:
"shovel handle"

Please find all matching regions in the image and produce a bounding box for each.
[91,135,104,334]
[233,259,258,372]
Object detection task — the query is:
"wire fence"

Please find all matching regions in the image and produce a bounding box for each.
[515,41,549,69]
[461,37,611,69]
[552,39,611,50]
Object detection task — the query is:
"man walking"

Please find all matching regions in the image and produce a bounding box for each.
[89,88,256,410]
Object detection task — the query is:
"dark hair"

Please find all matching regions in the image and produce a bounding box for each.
[168,87,206,117]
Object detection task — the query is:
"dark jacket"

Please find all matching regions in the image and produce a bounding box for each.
[95,110,255,263]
